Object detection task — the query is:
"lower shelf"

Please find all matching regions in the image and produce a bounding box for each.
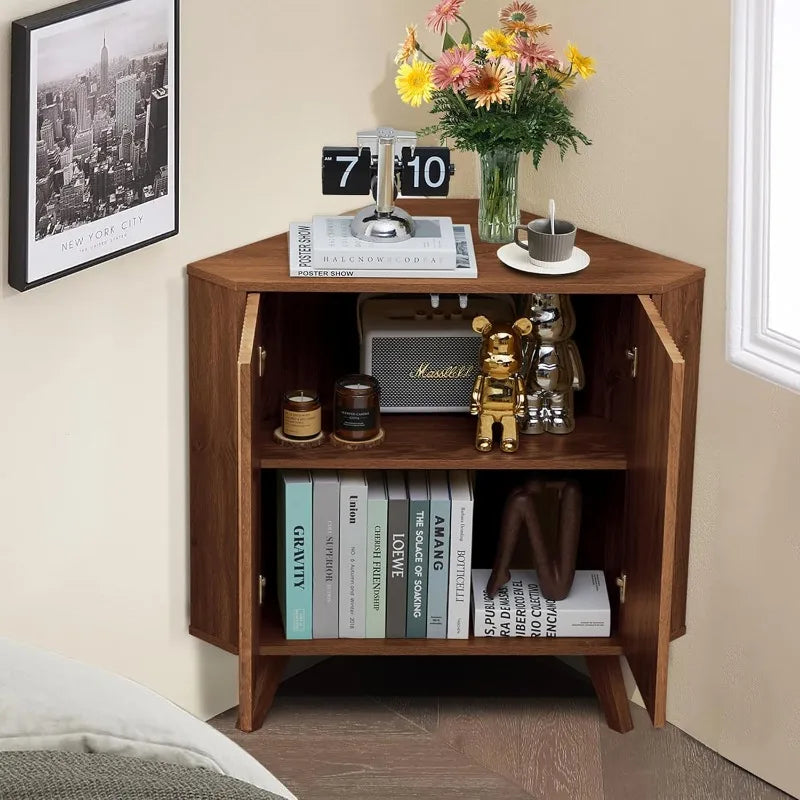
[258,601,624,657]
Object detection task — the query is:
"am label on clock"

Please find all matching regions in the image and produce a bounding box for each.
[322,147,372,195]
[400,147,452,197]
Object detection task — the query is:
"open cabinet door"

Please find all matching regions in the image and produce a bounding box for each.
[237,293,265,731]
[620,295,685,727]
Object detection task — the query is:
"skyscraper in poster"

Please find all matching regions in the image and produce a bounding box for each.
[100,35,109,94]
[115,74,136,137]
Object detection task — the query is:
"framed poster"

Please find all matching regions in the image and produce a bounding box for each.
[9,0,179,292]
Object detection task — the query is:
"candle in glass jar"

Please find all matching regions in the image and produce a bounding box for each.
[282,389,322,440]
[334,375,380,442]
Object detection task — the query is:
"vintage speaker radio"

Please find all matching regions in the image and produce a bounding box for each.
[359,294,517,413]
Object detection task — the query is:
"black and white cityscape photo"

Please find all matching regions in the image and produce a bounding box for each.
[34,1,170,239]
[9,0,178,290]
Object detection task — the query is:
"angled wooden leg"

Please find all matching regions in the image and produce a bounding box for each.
[238,655,288,732]
[587,656,634,734]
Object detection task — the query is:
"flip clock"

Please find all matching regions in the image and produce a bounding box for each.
[322,127,455,243]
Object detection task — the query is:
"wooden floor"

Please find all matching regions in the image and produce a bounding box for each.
[211,657,790,800]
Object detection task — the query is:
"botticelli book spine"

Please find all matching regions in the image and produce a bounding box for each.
[406,472,430,639]
[277,471,312,640]
[447,471,474,639]
[312,470,339,639]
[365,472,388,639]
[339,472,368,638]
[426,472,451,639]
[385,471,409,638]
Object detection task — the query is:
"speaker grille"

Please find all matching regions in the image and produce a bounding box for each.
[370,335,481,411]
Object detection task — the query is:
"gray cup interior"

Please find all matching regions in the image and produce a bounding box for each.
[530,219,576,236]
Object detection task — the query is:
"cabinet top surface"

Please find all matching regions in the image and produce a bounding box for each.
[187,199,704,295]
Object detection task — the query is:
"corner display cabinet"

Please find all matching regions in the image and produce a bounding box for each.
[187,199,704,734]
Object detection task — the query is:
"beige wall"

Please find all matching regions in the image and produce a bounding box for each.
[525,1,800,796]
[0,0,448,719]
[2,0,798,795]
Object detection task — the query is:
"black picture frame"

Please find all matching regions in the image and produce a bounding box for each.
[9,0,179,292]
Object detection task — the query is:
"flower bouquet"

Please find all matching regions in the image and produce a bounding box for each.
[394,1,595,243]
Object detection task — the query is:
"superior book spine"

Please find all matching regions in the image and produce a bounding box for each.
[426,471,451,639]
[277,470,312,640]
[447,470,474,639]
[406,472,430,638]
[312,470,339,639]
[339,471,368,638]
[365,472,388,639]
[385,471,409,638]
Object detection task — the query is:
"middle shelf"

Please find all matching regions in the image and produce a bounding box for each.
[257,414,628,471]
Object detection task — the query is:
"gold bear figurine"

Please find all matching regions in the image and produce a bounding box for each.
[470,315,534,453]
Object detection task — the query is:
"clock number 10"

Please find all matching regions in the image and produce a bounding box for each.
[408,154,446,190]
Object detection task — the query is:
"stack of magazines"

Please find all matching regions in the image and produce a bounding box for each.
[288,216,478,279]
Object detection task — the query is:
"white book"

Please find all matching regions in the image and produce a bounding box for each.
[312,470,339,639]
[447,471,474,639]
[288,222,478,280]
[471,569,611,638]
[365,471,388,639]
[339,471,368,638]
[312,215,458,270]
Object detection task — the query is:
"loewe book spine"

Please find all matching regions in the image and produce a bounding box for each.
[406,472,430,639]
[312,470,339,639]
[385,471,409,638]
[277,470,312,640]
[366,471,388,639]
[339,471,368,638]
[426,471,451,639]
[447,470,474,639]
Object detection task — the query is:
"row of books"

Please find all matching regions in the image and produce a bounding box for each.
[277,470,474,640]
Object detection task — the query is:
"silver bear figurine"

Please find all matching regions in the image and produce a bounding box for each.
[521,293,585,435]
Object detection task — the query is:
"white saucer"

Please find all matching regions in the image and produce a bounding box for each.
[497,243,591,275]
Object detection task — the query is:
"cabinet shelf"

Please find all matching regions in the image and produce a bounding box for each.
[258,597,623,657]
[258,414,627,471]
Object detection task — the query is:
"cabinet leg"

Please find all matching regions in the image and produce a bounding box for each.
[237,655,288,732]
[587,656,634,734]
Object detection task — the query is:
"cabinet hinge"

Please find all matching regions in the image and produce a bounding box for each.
[258,574,266,606]
[625,347,639,379]
[258,347,266,378]
[616,573,628,604]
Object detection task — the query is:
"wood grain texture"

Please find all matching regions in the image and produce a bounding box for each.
[599,703,791,800]
[258,414,627,471]
[188,200,704,295]
[654,281,704,641]
[237,294,262,732]
[620,296,685,727]
[188,276,247,652]
[586,656,634,734]
[435,696,603,800]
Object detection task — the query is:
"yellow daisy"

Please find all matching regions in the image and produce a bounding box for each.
[566,42,596,79]
[480,28,517,61]
[395,58,435,107]
[395,25,419,65]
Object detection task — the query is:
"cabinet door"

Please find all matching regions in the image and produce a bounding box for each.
[620,295,685,727]
[237,293,266,730]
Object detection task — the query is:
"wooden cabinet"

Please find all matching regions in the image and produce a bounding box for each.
[187,200,704,734]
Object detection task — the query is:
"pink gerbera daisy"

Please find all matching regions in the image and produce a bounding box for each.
[499,1,551,37]
[425,0,465,35]
[432,46,480,91]
[514,37,560,71]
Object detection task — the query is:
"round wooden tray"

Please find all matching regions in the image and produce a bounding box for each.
[329,429,386,450]
[272,427,326,448]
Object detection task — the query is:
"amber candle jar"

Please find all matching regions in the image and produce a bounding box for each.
[282,390,322,441]
[334,375,380,442]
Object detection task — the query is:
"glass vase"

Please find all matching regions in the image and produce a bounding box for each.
[478,148,521,244]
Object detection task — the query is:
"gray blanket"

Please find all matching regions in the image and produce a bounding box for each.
[0,751,287,800]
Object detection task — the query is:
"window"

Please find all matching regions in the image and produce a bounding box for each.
[728,0,800,392]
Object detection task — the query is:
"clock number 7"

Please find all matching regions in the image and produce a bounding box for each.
[336,155,360,189]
